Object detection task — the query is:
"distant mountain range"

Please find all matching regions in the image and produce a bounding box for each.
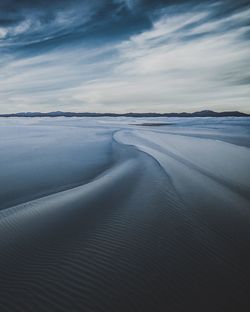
[0,110,249,118]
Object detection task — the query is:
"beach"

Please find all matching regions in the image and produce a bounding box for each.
[0,117,250,311]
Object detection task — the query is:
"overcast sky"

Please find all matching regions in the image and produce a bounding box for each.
[0,0,249,113]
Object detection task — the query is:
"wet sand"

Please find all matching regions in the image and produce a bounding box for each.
[0,117,250,311]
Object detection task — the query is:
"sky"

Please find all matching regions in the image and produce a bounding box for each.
[0,0,249,113]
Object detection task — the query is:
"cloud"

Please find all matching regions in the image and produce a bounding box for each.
[114,0,137,10]
[0,0,249,113]
[64,7,250,113]
[0,1,99,49]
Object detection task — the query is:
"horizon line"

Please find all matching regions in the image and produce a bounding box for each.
[1,109,250,117]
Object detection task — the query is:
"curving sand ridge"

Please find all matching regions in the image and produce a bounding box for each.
[0,117,250,311]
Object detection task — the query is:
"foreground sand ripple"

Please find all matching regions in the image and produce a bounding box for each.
[0,117,250,311]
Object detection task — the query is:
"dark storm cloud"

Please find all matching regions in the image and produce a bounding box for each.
[0,0,249,52]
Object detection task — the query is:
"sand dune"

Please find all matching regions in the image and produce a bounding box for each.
[0,117,250,311]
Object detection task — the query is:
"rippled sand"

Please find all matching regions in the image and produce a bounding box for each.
[0,117,250,311]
